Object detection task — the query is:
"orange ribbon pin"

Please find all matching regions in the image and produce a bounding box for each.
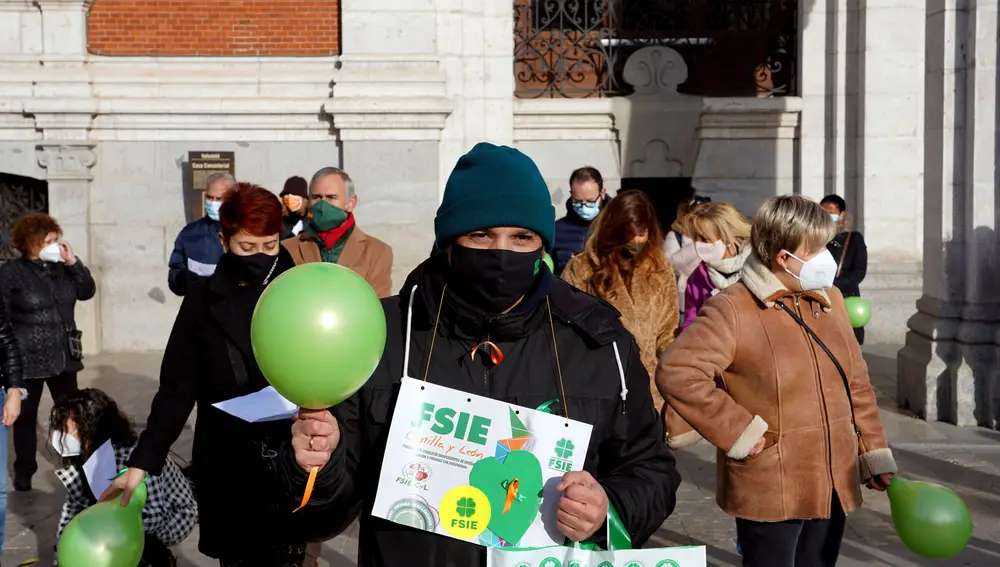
[502,478,519,514]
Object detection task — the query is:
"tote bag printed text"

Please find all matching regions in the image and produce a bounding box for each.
[487,545,708,567]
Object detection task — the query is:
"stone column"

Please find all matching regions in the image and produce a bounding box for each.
[36,143,100,354]
[898,0,999,427]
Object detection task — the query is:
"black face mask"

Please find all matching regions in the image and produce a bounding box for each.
[449,245,543,314]
[226,252,279,286]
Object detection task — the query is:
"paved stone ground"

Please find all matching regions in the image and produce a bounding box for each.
[5,345,999,566]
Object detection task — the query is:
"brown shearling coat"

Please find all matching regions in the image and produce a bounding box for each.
[282,227,394,298]
[562,251,679,426]
[656,252,896,521]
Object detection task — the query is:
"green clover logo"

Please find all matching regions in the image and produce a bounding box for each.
[555,438,575,459]
[655,561,680,567]
[456,497,476,518]
[597,562,615,567]
[540,558,562,567]
[623,561,645,567]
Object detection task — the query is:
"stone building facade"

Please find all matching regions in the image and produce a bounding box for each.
[0,1,996,425]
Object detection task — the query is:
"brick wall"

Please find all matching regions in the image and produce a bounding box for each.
[87,0,340,56]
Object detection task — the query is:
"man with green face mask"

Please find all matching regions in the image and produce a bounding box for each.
[281,167,394,298]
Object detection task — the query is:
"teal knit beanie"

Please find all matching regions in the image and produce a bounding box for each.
[435,143,555,250]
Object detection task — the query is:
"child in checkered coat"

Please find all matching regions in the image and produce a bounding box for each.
[50,388,198,567]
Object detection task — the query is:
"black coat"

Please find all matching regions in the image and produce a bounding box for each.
[0,258,96,379]
[277,254,681,567]
[129,248,309,559]
[826,231,867,298]
[0,290,26,391]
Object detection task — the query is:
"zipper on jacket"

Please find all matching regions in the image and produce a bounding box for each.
[794,296,836,511]
[482,325,493,397]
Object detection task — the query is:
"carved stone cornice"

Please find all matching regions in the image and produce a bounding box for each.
[36,143,97,181]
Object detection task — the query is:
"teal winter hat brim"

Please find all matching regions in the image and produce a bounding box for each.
[435,143,556,249]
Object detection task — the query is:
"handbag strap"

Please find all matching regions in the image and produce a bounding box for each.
[777,302,863,442]
[836,232,852,278]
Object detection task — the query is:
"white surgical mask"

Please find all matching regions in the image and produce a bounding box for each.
[830,213,840,224]
[694,240,726,263]
[205,200,222,222]
[38,242,63,263]
[783,249,837,291]
[51,430,82,457]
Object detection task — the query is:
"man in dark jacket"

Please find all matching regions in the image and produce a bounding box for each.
[167,172,234,296]
[278,144,680,567]
[551,167,610,276]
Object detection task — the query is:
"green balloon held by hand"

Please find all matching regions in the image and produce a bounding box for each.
[251,262,387,409]
[844,296,871,328]
[58,479,147,567]
[888,478,972,559]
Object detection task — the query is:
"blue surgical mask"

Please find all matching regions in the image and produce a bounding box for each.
[205,200,222,221]
[572,200,601,221]
[830,213,840,224]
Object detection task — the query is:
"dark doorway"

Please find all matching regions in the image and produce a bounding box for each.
[618,177,695,233]
[0,173,49,262]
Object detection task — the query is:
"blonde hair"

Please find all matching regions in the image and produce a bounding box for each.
[751,195,836,264]
[678,201,750,246]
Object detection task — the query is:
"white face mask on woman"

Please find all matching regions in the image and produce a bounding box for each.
[694,240,726,263]
[50,430,82,457]
[38,242,63,263]
[783,249,837,291]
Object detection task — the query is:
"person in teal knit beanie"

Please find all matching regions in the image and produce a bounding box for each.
[435,142,556,251]
[278,143,680,567]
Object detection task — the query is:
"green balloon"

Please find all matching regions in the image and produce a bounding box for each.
[844,296,871,328]
[251,262,387,409]
[888,478,972,559]
[542,254,555,273]
[58,481,147,567]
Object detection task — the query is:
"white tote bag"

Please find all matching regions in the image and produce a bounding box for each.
[487,544,707,567]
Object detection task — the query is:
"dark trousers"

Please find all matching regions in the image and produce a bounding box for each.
[735,497,846,567]
[141,533,177,567]
[854,326,865,345]
[13,372,78,480]
[218,543,306,567]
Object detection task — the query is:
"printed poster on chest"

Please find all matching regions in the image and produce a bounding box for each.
[371,377,594,549]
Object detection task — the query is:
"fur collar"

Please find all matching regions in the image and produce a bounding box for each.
[706,244,751,290]
[740,251,831,310]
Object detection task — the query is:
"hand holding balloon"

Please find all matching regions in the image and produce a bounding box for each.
[292,409,340,472]
[99,467,147,506]
[865,473,893,492]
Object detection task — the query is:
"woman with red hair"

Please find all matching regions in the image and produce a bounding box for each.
[104,183,308,566]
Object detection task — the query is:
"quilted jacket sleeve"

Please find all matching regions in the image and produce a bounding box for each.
[0,288,25,391]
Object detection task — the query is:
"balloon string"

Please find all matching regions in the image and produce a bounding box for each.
[293,466,319,513]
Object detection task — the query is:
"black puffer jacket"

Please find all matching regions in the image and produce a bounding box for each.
[0,258,96,379]
[278,254,681,567]
[0,290,26,391]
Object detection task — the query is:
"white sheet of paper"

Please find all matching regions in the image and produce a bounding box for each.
[212,386,299,423]
[83,440,117,500]
[291,219,304,236]
[187,258,217,277]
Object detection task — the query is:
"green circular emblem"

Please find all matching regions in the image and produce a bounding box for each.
[540,558,562,567]
[568,561,585,567]
[514,563,532,567]
[623,561,645,567]
[596,562,615,567]
[655,561,681,567]
[387,498,435,530]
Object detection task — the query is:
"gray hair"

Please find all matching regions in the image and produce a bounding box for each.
[309,167,355,198]
[205,172,237,190]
